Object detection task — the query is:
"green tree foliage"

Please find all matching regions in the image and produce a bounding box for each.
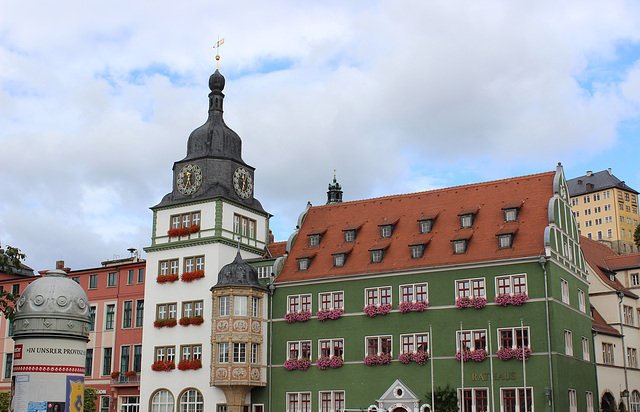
[426,385,459,412]
[84,387,98,412]
[634,224,640,248]
[0,391,9,412]
[0,245,25,322]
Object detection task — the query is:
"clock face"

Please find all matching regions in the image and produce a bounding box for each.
[177,164,203,195]
[233,167,253,199]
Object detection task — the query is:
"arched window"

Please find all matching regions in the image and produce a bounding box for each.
[151,390,174,412]
[420,404,432,412]
[631,391,640,412]
[179,389,204,412]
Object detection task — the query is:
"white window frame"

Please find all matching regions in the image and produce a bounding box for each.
[399,283,428,303]
[287,294,312,314]
[319,391,345,412]
[287,340,312,360]
[318,338,344,359]
[400,333,429,354]
[457,329,487,352]
[497,326,530,350]
[458,387,489,412]
[582,336,590,361]
[456,278,486,300]
[364,286,392,306]
[578,289,586,313]
[319,291,344,310]
[602,342,614,365]
[500,388,533,412]
[586,392,594,412]
[286,392,311,412]
[569,389,577,412]
[561,278,570,304]
[495,273,527,296]
[365,335,393,356]
[565,330,573,356]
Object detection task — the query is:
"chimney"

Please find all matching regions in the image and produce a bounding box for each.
[56,260,64,270]
[608,168,612,175]
[586,171,593,176]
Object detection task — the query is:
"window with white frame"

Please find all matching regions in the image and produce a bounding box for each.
[630,391,640,412]
[578,289,586,312]
[419,219,434,233]
[501,388,533,412]
[366,336,392,356]
[453,240,468,254]
[171,211,201,229]
[498,234,514,249]
[257,265,273,278]
[400,283,428,303]
[219,296,230,316]
[561,279,570,304]
[411,244,426,258]
[631,273,640,286]
[319,291,344,310]
[365,286,392,306]
[288,341,311,360]
[218,342,229,363]
[624,305,635,326]
[154,346,175,363]
[457,329,487,352]
[333,253,346,267]
[456,278,485,300]
[318,339,344,358]
[234,295,248,316]
[156,303,177,320]
[586,392,595,412]
[602,342,614,365]
[179,389,203,412]
[498,327,529,349]
[151,390,173,412]
[504,208,518,222]
[287,392,311,412]
[183,256,204,273]
[565,330,573,356]
[460,214,474,228]
[308,234,322,247]
[159,259,179,276]
[320,391,345,412]
[569,389,577,412]
[495,274,527,296]
[400,333,429,353]
[628,347,638,368]
[233,214,256,239]
[251,297,260,317]
[344,229,356,242]
[459,388,489,412]
[182,300,203,318]
[370,248,385,263]
[380,225,393,238]
[181,344,202,361]
[233,343,246,363]
[288,294,312,313]
[582,336,590,361]
[298,258,311,271]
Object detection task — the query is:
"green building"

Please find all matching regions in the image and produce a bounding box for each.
[253,164,597,412]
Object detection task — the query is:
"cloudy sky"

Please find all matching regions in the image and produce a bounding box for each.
[2,1,639,272]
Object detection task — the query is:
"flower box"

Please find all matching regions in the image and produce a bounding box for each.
[110,371,120,379]
[124,370,137,378]
[315,356,343,369]
[363,303,392,317]
[154,318,177,328]
[455,349,488,362]
[181,270,205,283]
[179,316,204,326]
[151,360,175,371]
[167,225,200,238]
[494,293,529,306]
[284,311,312,324]
[156,274,179,284]
[177,358,202,370]
[497,347,531,361]
[456,296,486,309]
[316,308,344,322]
[284,358,311,371]
[398,301,430,313]
[363,353,392,366]
[399,351,430,365]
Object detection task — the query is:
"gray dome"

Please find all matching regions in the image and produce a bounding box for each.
[14,269,91,340]
[212,251,266,291]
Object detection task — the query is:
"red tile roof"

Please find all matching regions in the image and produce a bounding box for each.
[604,253,640,271]
[591,305,622,336]
[580,236,638,299]
[276,171,555,283]
[264,241,287,258]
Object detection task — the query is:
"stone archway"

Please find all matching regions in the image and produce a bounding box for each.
[601,392,616,412]
[392,408,408,412]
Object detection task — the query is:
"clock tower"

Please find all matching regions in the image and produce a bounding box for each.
[141,67,270,411]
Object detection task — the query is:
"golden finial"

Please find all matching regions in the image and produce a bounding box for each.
[214,37,225,69]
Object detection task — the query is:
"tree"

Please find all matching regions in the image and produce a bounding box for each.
[426,385,459,412]
[634,224,640,249]
[0,391,9,412]
[84,387,98,412]
[0,245,26,321]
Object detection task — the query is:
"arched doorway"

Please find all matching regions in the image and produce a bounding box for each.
[392,408,408,412]
[601,392,616,412]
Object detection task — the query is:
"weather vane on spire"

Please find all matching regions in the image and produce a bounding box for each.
[214,36,225,69]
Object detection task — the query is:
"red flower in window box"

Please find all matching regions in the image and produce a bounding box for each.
[124,370,137,378]
[151,360,175,371]
[181,270,205,283]
[154,318,177,328]
[156,274,179,284]
[167,225,200,238]
[177,358,202,370]
[110,371,120,379]
[179,315,204,326]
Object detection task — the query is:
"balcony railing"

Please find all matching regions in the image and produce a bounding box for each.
[110,373,140,385]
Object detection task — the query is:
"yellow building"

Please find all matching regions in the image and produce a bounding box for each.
[568,169,639,254]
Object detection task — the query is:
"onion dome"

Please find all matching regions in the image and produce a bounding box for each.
[185,69,243,163]
[212,251,266,291]
[13,269,91,341]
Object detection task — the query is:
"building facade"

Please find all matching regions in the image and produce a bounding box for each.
[255,165,598,412]
[567,169,640,254]
[139,67,271,411]
[581,236,640,412]
[0,255,145,412]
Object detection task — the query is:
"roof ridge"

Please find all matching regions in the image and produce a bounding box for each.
[312,170,555,210]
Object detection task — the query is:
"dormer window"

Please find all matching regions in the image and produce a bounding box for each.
[298,258,310,271]
[371,249,384,263]
[499,234,513,249]
[453,240,467,254]
[309,235,321,247]
[378,218,399,238]
[334,254,346,267]
[344,230,356,242]
[460,214,473,228]
[411,245,425,259]
[504,208,518,222]
[419,220,433,234]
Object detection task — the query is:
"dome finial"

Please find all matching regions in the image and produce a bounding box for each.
[214,37,225,70]
[327,169,343,204]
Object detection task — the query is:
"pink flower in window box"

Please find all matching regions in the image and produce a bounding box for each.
[510,293,529,306]
[471,297,486,309]
[456,297,471,309]
[398,352,413,364]
[515,347,531,360]
[494,294,511,306]
[412,351,429,365]
[398,301,413,313]
[363,305,378,317]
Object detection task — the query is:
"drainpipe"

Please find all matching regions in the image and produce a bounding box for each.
[617,291,630,411]
[538,256,554,412]
[267,283,275,412]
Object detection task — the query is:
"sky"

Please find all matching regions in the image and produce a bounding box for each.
[1,1,640,272]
